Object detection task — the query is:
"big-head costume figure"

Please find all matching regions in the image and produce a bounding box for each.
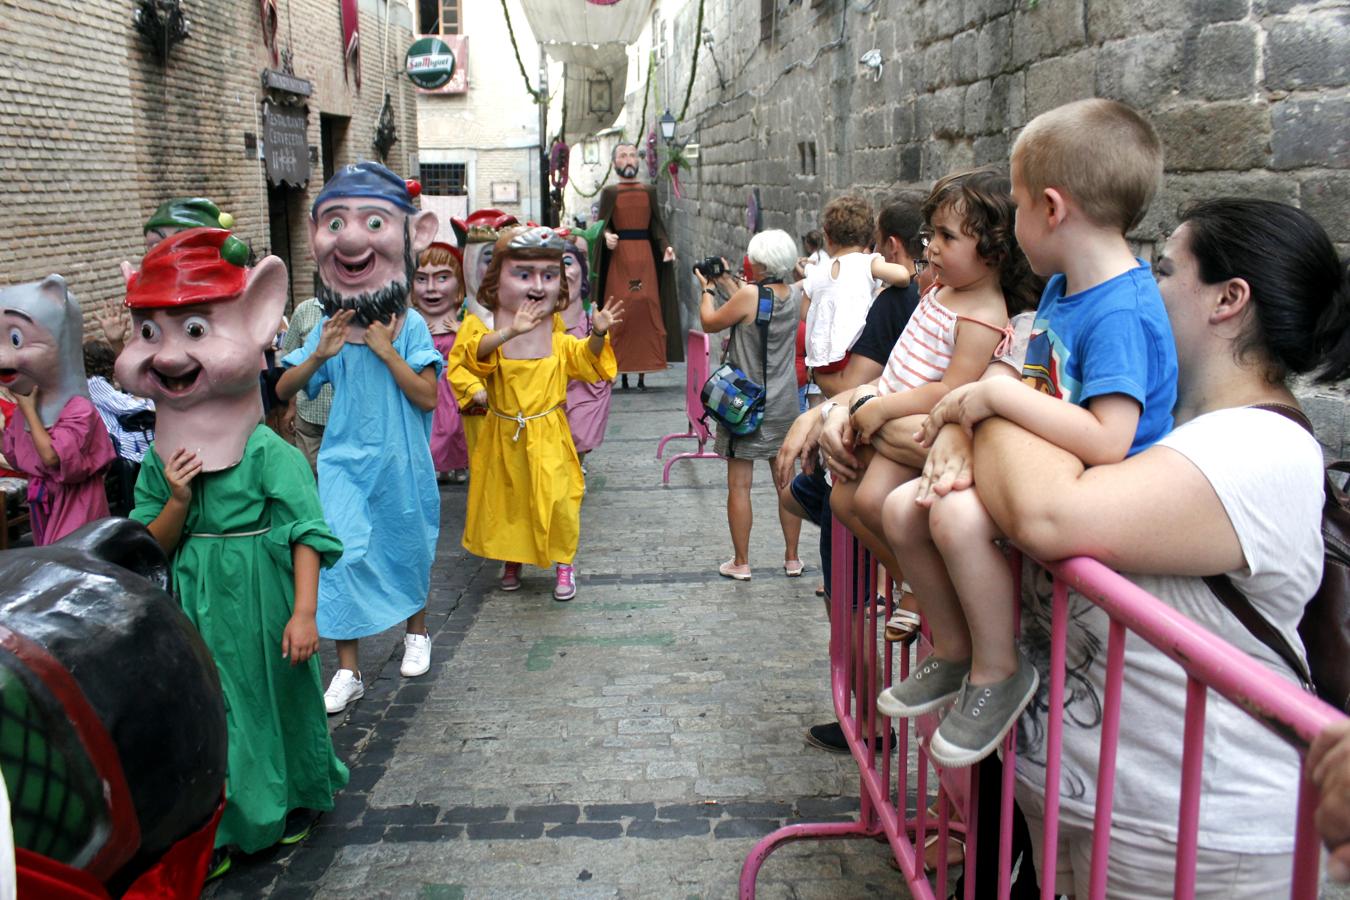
[596,142,684,382]
[278,161,443,707]
[0,275,116,545]
[447,226,618,592]
[118,228,348,862]
[452,207,518,325]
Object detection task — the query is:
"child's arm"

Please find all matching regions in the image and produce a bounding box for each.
[365,318,438,412]
[869,256,911,288]
[276,309,354,402]
[851,319,1004,443]
[925,378,1140,466]
[144,447,202,554]
[13,391,58,467]
[283,543,320,665]
[589,297,625,356]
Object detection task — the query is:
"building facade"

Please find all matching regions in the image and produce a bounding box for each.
[0,0,423,318]
[414,0,553,235]
[572,0,1348,453]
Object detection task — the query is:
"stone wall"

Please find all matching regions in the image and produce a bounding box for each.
[622,0,1349,454]
[0,0,421,321]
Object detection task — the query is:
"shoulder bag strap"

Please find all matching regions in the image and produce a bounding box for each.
[756,284,774,388]
[1202,402,1317,689]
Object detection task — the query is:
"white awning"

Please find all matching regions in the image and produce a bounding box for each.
[518,0,653,60]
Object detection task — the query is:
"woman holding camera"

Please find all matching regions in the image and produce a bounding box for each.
[696,230,805,580]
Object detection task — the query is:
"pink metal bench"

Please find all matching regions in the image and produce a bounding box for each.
[740,520,1345,899]
[656,330,722,485]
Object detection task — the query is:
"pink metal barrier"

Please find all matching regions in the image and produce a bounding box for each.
[656,330,722,485]
[739,520,1346,899]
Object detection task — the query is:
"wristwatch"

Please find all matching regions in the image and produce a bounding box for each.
[849,394,876,416]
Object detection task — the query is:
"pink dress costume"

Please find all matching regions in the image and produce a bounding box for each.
[2,395,115,545]
[563,312,614,454]
[430,330,470,470]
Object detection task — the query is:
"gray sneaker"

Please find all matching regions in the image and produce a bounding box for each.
[928,654,1039,769]
[876,656,972,718]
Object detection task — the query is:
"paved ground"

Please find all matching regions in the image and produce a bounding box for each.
[205,365,914,899]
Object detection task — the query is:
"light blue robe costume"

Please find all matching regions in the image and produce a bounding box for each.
[283,309,442,639]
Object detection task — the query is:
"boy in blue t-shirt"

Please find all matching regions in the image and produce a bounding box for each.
[876,99,1177,768]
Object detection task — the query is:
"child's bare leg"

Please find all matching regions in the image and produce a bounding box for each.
[882,479,971,662]
[726,458,753,566]
[406,608,428,636]
[336,639,360,674]
[831,451,906,589]
[929,487,1017,685]
[853,454,920,613]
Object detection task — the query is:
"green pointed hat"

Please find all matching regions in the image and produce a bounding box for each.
[576,219,606,275]
[145,198,236,233]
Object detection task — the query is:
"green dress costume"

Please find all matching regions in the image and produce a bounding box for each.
[131,425,349,852]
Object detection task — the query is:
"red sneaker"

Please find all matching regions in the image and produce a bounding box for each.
[501,562,522,591]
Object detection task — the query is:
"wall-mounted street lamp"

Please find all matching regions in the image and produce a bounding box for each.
[659,109,677,144]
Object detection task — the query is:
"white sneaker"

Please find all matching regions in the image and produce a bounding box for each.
[401,632,431,677]
[324,669,364,715]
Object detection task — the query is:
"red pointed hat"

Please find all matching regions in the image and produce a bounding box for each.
[125,228,248,309]
[450,208,519,246]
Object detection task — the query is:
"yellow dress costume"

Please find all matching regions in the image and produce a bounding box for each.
[449,313,617,567]
[447,344,486,456]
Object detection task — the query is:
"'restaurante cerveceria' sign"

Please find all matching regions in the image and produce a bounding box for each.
[405,37,456,90]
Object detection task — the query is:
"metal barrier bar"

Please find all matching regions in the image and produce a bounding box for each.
[742,516,1345,898]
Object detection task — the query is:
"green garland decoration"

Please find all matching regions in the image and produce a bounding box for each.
[500,0,542,102]
[637,50,655,140]
[678,0,706,120]
[571,162,614,199]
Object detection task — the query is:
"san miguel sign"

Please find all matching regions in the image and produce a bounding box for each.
[407,35,468,94]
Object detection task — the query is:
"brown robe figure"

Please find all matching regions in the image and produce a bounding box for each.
[595,146,684,375]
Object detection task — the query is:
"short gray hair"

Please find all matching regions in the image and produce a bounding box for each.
[746,229,798,279]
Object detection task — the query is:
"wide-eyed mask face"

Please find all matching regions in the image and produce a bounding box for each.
[312,199,410,300]
[0,309,56,398]
[497,258,562,313]
[119,301,264,410]
[413,264,461,318]
[0,276,86,425]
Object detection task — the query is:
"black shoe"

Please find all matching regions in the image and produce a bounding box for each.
[205,847,233,882]
[638,375,647,391]
[280,808,321,845]
[805,721,896,754]
[621,375,630,390]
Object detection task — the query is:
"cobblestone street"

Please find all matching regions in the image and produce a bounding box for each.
[206,365,910,899]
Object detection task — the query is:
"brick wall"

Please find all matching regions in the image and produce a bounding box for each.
[0,0,421,322]
[608,0,1349,455]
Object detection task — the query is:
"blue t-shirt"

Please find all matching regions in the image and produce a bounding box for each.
[1020,261,1177,456]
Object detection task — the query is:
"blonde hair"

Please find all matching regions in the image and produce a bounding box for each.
[1012,99,1163,233]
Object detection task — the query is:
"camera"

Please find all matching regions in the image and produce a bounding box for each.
[692,256,726,280]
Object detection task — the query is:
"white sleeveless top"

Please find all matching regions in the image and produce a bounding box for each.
[803,252,881,368]
[878,284,1011,396]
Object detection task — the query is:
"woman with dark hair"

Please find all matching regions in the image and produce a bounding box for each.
[920,198,1349,894]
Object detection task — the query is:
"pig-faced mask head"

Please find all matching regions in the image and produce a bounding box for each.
[0,275,89,427]
[116,228,287,471]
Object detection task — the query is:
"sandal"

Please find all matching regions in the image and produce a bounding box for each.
[718,560,752,581]
[784,559,804,577]
[884,609,922,643]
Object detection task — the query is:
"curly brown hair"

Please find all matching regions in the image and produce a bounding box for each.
[821,194,875,249]
[921,167,1043,315]
[475,227,572,314]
